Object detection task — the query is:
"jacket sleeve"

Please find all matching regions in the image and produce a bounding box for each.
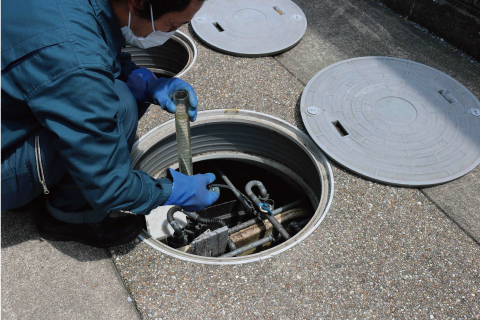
[117,51,139,82]
[27,66,172,214]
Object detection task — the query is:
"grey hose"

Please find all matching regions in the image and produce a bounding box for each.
[221,234,275,258]
[245,180,268,207]
[166,206,185,237]
[264,214,291,240]
[244,180,292,240]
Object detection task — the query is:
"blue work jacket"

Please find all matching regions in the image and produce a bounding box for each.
[1,0,172,214]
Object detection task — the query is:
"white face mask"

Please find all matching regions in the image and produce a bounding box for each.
[121,3,175,49]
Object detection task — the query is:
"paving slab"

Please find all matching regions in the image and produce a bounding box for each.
[114,1,480,317]
[273,0,480,95]
[422,164,480,244]
[1,209,141,320]
[271,0,480,244]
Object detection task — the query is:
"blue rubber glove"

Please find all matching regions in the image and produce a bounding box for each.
[147,77,198,121]
[163,168,220,211]
[126,67,198,121]
[126,67,157,102]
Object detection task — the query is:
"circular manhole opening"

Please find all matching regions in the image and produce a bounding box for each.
[121,31,197,78]
[131,110,334,265]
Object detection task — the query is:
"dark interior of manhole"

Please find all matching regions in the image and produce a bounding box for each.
[122,36,191,78]
[147,159,315,258]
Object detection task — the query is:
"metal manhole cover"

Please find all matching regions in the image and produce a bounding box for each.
[191,0,307,57]
[301,57,480,186]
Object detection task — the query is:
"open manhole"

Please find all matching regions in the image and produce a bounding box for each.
[121,31,197,78]
[131,110,334,265]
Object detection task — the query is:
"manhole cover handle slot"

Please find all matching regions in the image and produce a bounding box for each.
[332,120,349,137]
[213,22,224,32]
[438,90,455,104]
[273,6,285,15]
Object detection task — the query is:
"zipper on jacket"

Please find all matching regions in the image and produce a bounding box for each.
[35,135,50,195]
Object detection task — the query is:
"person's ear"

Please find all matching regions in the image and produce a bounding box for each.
[127,0,146,14]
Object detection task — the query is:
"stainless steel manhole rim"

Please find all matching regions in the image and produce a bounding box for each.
[131,110,335,265]
[122,30,197,78]
[174,31,197,78]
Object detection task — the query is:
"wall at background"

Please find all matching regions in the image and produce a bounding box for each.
[375,0,480,61]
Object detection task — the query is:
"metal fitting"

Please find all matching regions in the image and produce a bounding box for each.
[259,202,272,214]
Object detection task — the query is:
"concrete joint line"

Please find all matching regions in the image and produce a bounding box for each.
[419,189,480,246]
[273,56,308,86]
[108,250,143,320]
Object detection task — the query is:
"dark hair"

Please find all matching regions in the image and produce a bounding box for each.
[135,0,202,20]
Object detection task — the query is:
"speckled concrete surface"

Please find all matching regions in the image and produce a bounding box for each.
[112,169,480,319]
[422,164,480,244]
[135,37,304,138]
[114,1,480,317]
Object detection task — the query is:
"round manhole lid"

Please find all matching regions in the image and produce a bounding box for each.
[301,57,480,186]
[191,0,307,57]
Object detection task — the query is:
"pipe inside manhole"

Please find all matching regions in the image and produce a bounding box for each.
[121,31,197,78]
[131,110,334,265]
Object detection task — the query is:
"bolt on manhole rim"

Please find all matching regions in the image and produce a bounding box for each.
[306,106,321,115]
[469,108,480,118]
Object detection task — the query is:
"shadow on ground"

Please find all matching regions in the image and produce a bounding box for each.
[1,209,139,262]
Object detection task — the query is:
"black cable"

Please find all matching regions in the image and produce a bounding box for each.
[168,205,225,230]
[196,216,226,227]
[209,183,255,213]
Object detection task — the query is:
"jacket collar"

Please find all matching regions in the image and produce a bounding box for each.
[90,0,125,58]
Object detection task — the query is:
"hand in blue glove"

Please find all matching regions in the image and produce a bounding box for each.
[126,67,157,102]
[163,168,220,211]
[125,67,198,121]
[147,77,198,122]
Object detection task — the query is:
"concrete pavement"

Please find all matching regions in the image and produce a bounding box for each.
[1,208,141,320]
[273,0,480,245]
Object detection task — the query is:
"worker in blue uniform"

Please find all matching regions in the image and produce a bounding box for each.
[1,0,219,247]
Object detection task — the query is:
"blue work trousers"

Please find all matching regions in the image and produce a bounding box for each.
[1,80,149,223]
